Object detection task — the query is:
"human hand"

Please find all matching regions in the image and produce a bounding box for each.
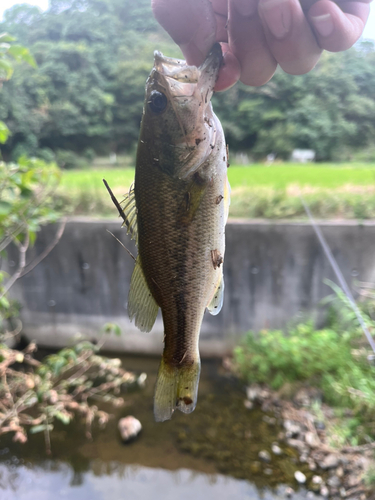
[152,0,372,90]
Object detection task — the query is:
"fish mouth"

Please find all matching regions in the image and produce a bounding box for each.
[151,43,222,102]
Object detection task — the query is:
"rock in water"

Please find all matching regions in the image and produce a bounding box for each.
[294,471,306,484]
[258,450,271,462]
[118,416,142,443]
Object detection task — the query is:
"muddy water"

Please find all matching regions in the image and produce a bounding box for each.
[0,356,319,500]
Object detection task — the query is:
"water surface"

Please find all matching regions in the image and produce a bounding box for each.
[0,356,318,500]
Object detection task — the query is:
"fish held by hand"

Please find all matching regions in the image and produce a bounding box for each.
[106,44,230,422]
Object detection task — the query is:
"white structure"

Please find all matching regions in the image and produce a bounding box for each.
[290,149,316,163]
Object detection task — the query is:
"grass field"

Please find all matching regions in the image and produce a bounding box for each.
[57,163,375,219]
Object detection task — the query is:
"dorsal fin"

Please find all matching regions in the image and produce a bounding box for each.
[120,184,138,244]
[103,179,138,244]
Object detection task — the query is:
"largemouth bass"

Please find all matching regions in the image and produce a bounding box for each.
[107,44,230,421]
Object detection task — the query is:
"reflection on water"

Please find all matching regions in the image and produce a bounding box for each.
[1,462,312,500]
[0,356,318,500]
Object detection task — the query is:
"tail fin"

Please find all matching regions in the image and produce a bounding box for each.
[154,357,201,422]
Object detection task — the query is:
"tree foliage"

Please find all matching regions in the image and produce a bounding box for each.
[0,1,374,161]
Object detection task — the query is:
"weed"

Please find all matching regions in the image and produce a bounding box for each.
[233,290,375,444]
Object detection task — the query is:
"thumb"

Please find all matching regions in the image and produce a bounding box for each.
[152,0,217,65]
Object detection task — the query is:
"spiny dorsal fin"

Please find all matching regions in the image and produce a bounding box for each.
[103,179,138,244]
[207,272,224,316]
[120,184,138,244]
[128,256,159,332]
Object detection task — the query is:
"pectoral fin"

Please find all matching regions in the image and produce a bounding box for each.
[207,273,224,316]
[128,256,159,332]
[179,179,207,226]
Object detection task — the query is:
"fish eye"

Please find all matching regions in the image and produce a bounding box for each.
[148,91,168,114]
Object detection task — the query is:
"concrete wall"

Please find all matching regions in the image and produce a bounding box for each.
[8,218,375,356]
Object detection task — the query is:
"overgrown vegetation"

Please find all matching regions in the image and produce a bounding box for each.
[233,284,375,446]
[0,0,374,161]
[0,156,139,452]
[0,329,139,452]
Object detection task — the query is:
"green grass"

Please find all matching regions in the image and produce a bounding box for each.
[228,163,375,189]
[57,163,375,219]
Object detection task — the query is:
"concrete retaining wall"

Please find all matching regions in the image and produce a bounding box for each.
[8,218,375,356]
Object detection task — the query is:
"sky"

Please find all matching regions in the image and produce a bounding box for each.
[0,0,374,39]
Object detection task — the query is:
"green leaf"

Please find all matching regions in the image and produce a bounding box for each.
[0,121,10,144]
[0,296,10,309]
[0,59,13,79]
[0,200,12,215]
[30,424,54,434]
[0,33,16,42]
[102,323,121,336]
[54,411,71,425]
[7,45,37,68]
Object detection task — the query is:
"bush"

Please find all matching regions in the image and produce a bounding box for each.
[55,149,87,170]
[83,147,96,162]
[37,147,55,163]
[234,293,375,417]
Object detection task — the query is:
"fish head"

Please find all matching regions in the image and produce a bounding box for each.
[141,44,223,179]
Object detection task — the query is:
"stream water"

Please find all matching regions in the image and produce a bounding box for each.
[0,356,322,500]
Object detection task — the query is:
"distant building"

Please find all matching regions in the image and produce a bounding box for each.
[290,149,316,163]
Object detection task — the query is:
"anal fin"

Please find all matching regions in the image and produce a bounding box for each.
[128,256,159,332]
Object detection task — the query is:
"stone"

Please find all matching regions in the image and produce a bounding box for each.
[250,461,261,474]
[118,416,142,443]
[339,488,346,498]
[260,389,271,399]
[271,443,283,455]
[244,400,254,410]
[284,420,302,438]
[308,461,317,471]
[305,431,320,448]
[320,486,329,497]
[327,475,341,488]
[312,475,323,485]
[263,415,276,425]
[294,388,311,407]
[264,468,273,475]
[336,467,344,478]
[246,385,262,401]
[258,450,271,462]
[285,487,294,498]
[137,372,147,387]
[310,475,323,492]
[287,438,307,453]
[294,471,306,484]
[315,421,326,430]
[319,454,340,470]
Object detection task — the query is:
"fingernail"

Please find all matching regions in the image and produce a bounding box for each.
[232,0,258,17]
[259,0,292,39]
[310,13,334,37]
